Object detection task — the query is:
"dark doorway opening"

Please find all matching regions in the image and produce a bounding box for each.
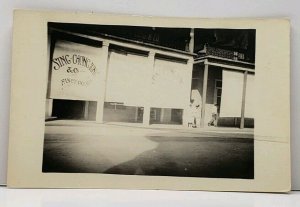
[52,99,96,120]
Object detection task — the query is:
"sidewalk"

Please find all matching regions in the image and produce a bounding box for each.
[45,119,254,138]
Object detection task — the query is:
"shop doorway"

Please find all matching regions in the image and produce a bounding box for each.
[52,99,97,120]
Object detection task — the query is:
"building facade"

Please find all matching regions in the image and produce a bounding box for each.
[193,45,255,128]
[46,28,194,126]
[45,26,255,128]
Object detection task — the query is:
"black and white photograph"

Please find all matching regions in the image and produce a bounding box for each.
[42,22,255,179]
[6,10,291,192]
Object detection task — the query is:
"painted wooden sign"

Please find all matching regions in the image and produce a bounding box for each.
[49,40,103,101]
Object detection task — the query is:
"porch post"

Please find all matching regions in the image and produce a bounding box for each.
[240,70,248,129]
[200,61,209,127]
[189,28,194,53]
[160,108,165,122]
[143,51,155,126]
[84,101,89,120]
[45,33,54,119]
[45,99,53,118]
[96,41,110,123]
[134,107,139,122]
[143,107,151,126]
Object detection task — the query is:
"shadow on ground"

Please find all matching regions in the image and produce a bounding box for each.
[104,136,254,179]
[42,133,254,179]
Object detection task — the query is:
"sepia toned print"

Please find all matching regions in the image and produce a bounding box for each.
[43,23,255,179]
[7,10,290,191]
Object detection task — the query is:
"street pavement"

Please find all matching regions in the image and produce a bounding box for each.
[43,120,254,179]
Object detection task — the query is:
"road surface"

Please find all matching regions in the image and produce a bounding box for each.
[42,122,254,179]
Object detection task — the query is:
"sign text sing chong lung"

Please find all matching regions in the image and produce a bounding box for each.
[52,54,97,75]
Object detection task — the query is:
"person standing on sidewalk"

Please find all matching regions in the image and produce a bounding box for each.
[190,89,202,128]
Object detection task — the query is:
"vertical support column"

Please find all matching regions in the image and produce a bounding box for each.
[200,61,209,128]
[189,28,195,53]
[134,107,139,122]
[160,108,165,123]
[96,41,110,123]
[84,101,89,120]
[143,51,155,126]
[142,103,151,126]
[45,33,55,119]
[183,59,194,127]
[240,70,248,129]
[45,99,53,118]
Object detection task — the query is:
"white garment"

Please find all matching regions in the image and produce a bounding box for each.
[190,90,202,119]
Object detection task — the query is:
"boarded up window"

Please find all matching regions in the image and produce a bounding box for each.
[105,51,192,109]
[151,59,191,108]
[220,70,254,118]
[105,52,152,106]
[220,70,244,117]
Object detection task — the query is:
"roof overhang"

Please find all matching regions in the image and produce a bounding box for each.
[194,56,255,73]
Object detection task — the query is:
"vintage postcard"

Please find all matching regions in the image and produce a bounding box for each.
[7,10,290,192]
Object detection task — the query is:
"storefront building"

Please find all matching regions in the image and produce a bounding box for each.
[45,29,194,126]
[45,26,255,128]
